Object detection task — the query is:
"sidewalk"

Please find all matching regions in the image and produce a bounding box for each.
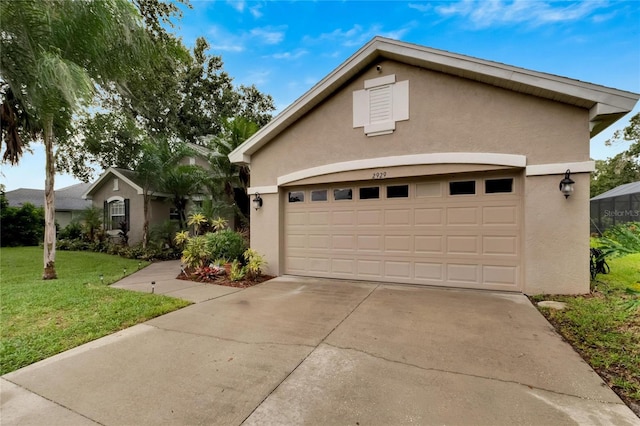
[110,260,241,303]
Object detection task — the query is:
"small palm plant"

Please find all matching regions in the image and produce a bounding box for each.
[187,213,208,236]
[212,217,228,232]
[243,248,266,281]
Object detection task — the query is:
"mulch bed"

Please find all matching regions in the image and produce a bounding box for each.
[176,270,275,289]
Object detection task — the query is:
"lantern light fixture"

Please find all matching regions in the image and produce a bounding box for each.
[253,192,263,210]
[559,169,575,199]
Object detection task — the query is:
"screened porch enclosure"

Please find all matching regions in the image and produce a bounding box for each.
[590,182,640,234]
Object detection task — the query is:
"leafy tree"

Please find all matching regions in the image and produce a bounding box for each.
[591,113,640,197]
[1,0,156,278]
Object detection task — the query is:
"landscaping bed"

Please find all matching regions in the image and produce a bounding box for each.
[176,267,275,288]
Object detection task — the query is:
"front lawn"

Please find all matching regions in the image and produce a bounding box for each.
[531,253,640,415]
[0,247,190,375]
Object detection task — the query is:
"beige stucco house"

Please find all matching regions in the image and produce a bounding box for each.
[83,144,213,244]
[229,37,639,295]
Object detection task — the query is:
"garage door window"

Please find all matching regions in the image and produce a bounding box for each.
[334,188,353,201]
[289,191,305,202]
[449,181,476,195]
[387,184,409,198]
[485,178,513,194]
[311,190,328,201]
[359,187,380,199]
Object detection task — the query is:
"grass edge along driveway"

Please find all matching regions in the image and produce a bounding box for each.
[531,253,640,416]
[0,247,190,375]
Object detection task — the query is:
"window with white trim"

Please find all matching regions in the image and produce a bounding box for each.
[108,200,125,230]
[353,74,409,136]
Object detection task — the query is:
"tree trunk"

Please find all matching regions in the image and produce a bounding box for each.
[43,117,57,280]
[142,192,149,249]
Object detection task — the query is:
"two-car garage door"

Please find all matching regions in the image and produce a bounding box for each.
[284,173,522,291]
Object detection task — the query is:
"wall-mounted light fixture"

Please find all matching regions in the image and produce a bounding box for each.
[253,192,263,210]
[559,169,575,199]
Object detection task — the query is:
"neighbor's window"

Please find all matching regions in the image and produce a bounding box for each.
[485,178,513,194]
[311,190,328,202]
[334,188,353,201]
[169,208,180,221]
[108,200,125,230]
[449,181,476,195]
[387,184,409,198]
[288,191,305,203]
[359,187,380,200]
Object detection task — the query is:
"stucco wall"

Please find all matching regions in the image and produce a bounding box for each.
[250,60,589,187]
[89,177,145,244]
[523,173,590,294]
[250,192,281,276]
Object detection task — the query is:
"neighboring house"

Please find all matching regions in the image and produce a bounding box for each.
[83,144,216,244]
[5,183,92,228]
[229,37,639,295]
[590,181,640,234]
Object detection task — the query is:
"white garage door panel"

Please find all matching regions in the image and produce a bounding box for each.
[284,174,522,291]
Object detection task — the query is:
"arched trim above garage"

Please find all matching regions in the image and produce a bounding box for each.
[276,153,527,187]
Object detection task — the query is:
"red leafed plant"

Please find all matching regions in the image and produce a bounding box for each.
[193,265,225,282]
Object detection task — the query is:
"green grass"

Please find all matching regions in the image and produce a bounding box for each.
[531,253,640,409]
[0,247,191,375]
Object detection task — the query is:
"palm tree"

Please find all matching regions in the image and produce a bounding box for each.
[207,117,259,226]
[1,0,154,279]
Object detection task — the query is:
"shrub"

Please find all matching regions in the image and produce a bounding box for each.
[243,248,266,280]
[598,222,640,258]
[229,259,246,281]
[58,221,84,240]
[181,235,210,269]
[205,230,247,262]
[0,197,45,247]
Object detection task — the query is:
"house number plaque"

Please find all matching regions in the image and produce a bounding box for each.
[372,171,387,179]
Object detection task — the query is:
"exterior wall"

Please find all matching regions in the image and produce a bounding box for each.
[55,211,73,229]
[250,60,590,186]
[248,59,592,294]
[524,173,590,294]
[89,177,145,244]
[250,192,281,276]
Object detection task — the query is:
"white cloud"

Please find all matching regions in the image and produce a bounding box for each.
[271,49,308,60]
[434,0,608,28]
[307,22,413,48]
[208,26,245,52]
[249,4,263,18]
[227,0,245,13]
[250,27,285,44]
[207,25,286,52]
[408,3,432,13]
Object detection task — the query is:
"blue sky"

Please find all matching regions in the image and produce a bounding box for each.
[2,0,639,191]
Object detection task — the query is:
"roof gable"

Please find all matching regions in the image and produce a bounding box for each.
[229,36,639,165]
[83,167,153,199]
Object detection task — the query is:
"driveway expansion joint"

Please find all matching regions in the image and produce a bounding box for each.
[321,342,624,406]
[239,283,382,424]
[146,324,317,349]
[2,378,105,426]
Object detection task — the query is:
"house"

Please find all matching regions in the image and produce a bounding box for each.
[4,183,92,228]
[229,37,639,295]
[590,181,640,234]
[82,144,218,244]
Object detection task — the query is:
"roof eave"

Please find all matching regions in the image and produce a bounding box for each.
[229,36,640,165]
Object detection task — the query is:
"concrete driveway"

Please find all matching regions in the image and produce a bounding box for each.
[2,276,638,425]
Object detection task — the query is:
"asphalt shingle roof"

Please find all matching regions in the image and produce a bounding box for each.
[5,183,93,210]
